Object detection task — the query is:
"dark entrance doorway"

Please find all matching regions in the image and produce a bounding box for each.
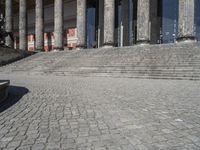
[86,0,98,48]
[115,0,137,47]
[150,0,162,44]
[129,0,137,45]
[195,0,200,40]
[161,0,179,43]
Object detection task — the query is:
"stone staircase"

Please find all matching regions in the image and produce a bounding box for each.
[1,42,200,80]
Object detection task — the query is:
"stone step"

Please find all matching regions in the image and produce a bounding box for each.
[52,72,200,80]
[5,65,200,73]
[48,69,200,75]
[20,70,200,80]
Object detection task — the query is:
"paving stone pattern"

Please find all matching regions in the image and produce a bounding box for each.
[0,74,200,150]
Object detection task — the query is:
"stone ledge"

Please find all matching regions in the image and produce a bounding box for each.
[0,80,10,103]
[0,47,35,67]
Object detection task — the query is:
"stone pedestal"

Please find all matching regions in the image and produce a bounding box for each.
[177,0,196,42]
[0,80,9,103]
[122,0,129,46]
[77,0,86,49]
[54,0,64,51]
[35,0,44,51]
[103,0,115,47]
[19,0,27,50]
[5,0,13,48]
[137,0,150,44]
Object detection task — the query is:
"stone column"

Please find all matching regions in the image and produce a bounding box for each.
[35,0,44,51]
[177,0,196,42]
[103,0,115,47]
[19,0,27,50]
[77,0,86,49]
[137,0,150,44]
[122,0,129,46]
[54,0,64,51]
[5,0,13,48]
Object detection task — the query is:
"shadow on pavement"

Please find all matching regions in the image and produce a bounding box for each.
[0,86,29,113]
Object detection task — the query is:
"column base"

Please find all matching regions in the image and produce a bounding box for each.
[136,40,150,45]
[177,36,197,43]
[53,47,64,51]
[76,44,86,50]
[102,42,114,48]
[35,49,43,52]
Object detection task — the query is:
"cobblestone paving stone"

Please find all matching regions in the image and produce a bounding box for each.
[0,73,200,150]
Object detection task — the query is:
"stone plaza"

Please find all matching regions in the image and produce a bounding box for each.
[1,0,200,149]
[0,45,200,149]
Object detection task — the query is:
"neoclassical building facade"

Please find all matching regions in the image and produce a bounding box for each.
[0,0,200,51]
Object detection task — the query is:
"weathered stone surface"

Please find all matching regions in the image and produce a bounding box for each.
[137,0,150,44]
[178,0,196,41]
[77,0,86,49]
[35,0,44,51]
[54,0,63,51]
[19,0,27,50]
[103,0,115,46]
[5,0,13,48]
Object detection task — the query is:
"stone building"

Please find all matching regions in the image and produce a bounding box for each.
[0,0,200,51]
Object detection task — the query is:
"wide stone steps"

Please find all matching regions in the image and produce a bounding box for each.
[1,42,200,80]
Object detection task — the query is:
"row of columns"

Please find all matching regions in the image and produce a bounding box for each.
[77,0,197,47]
[4,0,197,50]
[5,0,12,47]
[5,0,64,51]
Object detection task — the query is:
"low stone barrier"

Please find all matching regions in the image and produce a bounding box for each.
[0,47,35,67]
[0,80,10,102]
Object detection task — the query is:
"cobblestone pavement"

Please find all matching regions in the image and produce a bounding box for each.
[1,73,200,150]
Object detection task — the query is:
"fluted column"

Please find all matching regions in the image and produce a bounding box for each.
[77,0,86,49]
[5,0,13,48]
[19,0,27,50]
[177,0,196,42]
[54,0,64,51]
[103,0,115,47]
[122,0,129,46]
[137,0,150,44]
[35,0,44,51]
